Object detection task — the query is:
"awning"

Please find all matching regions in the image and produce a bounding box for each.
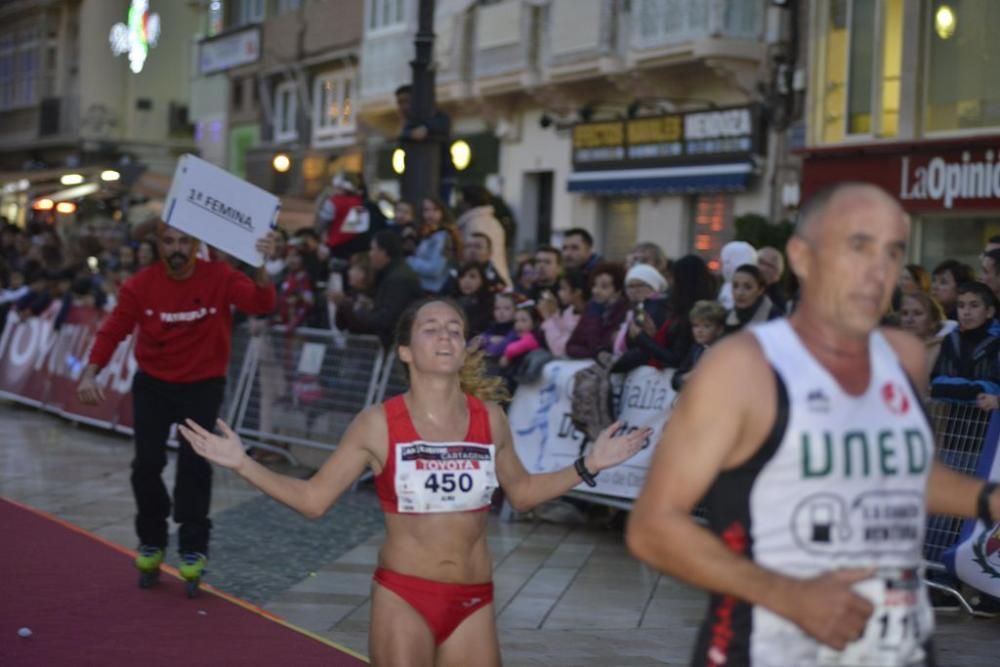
[567,162,753,195]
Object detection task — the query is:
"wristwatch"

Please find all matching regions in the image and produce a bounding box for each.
[574,456,598,487]
[977,481,998,526]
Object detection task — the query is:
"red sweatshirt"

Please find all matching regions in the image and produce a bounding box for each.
[89,260,276,383]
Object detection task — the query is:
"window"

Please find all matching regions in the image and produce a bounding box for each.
[312,71,355,147]
[237,0,265,25]
[368,0,406,32]
[815,0,902,143]
[925,0,1000,133]
[0,24,39,111]
[690,194,733,272]
[273,80,298,143]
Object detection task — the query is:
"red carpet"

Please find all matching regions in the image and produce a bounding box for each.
[0,498,368,666]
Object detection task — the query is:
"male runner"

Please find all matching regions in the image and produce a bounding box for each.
[627,183,1000,666]
[77,224,277,594]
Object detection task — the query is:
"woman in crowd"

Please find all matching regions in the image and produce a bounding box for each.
[538,270,588,358]
[407,198,457,294]
[610,263,670,372]
[627,254,717,370]
[451,262,494,337]
[723,264,784,334]
[565,263,628,359]
[898,290,948,376]
[334,252,376,332]
[180,298,650,667]
[716,240,756,309]
[931,259,975,320]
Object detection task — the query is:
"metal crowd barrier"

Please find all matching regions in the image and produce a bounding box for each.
[922,400,998,613]
[228,325,386,468]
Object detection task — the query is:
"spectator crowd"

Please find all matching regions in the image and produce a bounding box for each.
[2,176,999,415]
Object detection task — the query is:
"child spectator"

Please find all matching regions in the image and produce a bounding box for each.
[478,291,517,360]
[498,304,541,370]
[672,300,726,391]
[451,261,494,336]
[931,282,1000,409]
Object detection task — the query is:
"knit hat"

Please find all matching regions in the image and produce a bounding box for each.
[625,263,667,293]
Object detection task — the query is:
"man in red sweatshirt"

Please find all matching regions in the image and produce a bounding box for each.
[77,224,277,590]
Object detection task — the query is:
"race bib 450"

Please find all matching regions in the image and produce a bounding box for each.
[394,441,497,513]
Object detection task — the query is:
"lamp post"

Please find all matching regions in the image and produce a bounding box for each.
[400,0,441,205]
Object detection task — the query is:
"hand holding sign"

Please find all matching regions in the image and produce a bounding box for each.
[164,155,281,268]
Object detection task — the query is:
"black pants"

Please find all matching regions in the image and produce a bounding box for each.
[131,371,225,555]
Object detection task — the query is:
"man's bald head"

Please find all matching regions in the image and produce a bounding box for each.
[795,182,906,244]
[789,182,909,338]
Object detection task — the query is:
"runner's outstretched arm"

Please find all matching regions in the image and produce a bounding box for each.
[489,403,650,512]
[627,336,874,651]
[179,406,381,519]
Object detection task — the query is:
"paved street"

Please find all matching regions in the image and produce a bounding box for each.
[2,402,997,666]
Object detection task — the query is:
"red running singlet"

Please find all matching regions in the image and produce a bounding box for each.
[375,394,497,514]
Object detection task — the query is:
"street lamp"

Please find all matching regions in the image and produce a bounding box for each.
[272,153,291,173]
[60,174,84,186]
[450,140,471,171]
[392,148,407,175]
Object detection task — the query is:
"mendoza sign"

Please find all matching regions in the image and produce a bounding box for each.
[508,361,676,499]
[164,154,280,267]
[571,104,763,171]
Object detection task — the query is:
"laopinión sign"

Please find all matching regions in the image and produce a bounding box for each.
[800,136,1000,212]
[571,105,765,172]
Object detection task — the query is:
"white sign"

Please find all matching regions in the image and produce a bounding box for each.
[199,27,261,75]
[297,343,327,375]
[164,154,280,268]
[944,428,1000,598]
[109,0,161,74]
[508,361,675,499]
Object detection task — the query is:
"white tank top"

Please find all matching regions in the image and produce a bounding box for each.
[692,320,935,667]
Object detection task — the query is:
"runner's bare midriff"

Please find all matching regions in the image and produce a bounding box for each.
[378,511,492,583]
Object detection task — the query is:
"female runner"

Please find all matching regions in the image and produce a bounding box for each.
[179,298,650,666]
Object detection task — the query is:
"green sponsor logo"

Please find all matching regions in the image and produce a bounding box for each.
[801,429,928,479]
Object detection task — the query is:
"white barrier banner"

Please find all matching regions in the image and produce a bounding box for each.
[508,361,676,499]
[944,416,1000,597]
[164,154,280,267]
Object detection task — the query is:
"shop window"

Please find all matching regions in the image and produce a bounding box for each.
[925,0,1000,133]
[601,199,638,262]
[815,0,902,143]
[368,0,406,32]
[691,194,733,272]
[312,71,355,148]
[273,80,298,143]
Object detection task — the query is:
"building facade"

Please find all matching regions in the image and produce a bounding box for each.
[358,0,802,264]
[800,0,1000,270]
[0,0,200,223]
